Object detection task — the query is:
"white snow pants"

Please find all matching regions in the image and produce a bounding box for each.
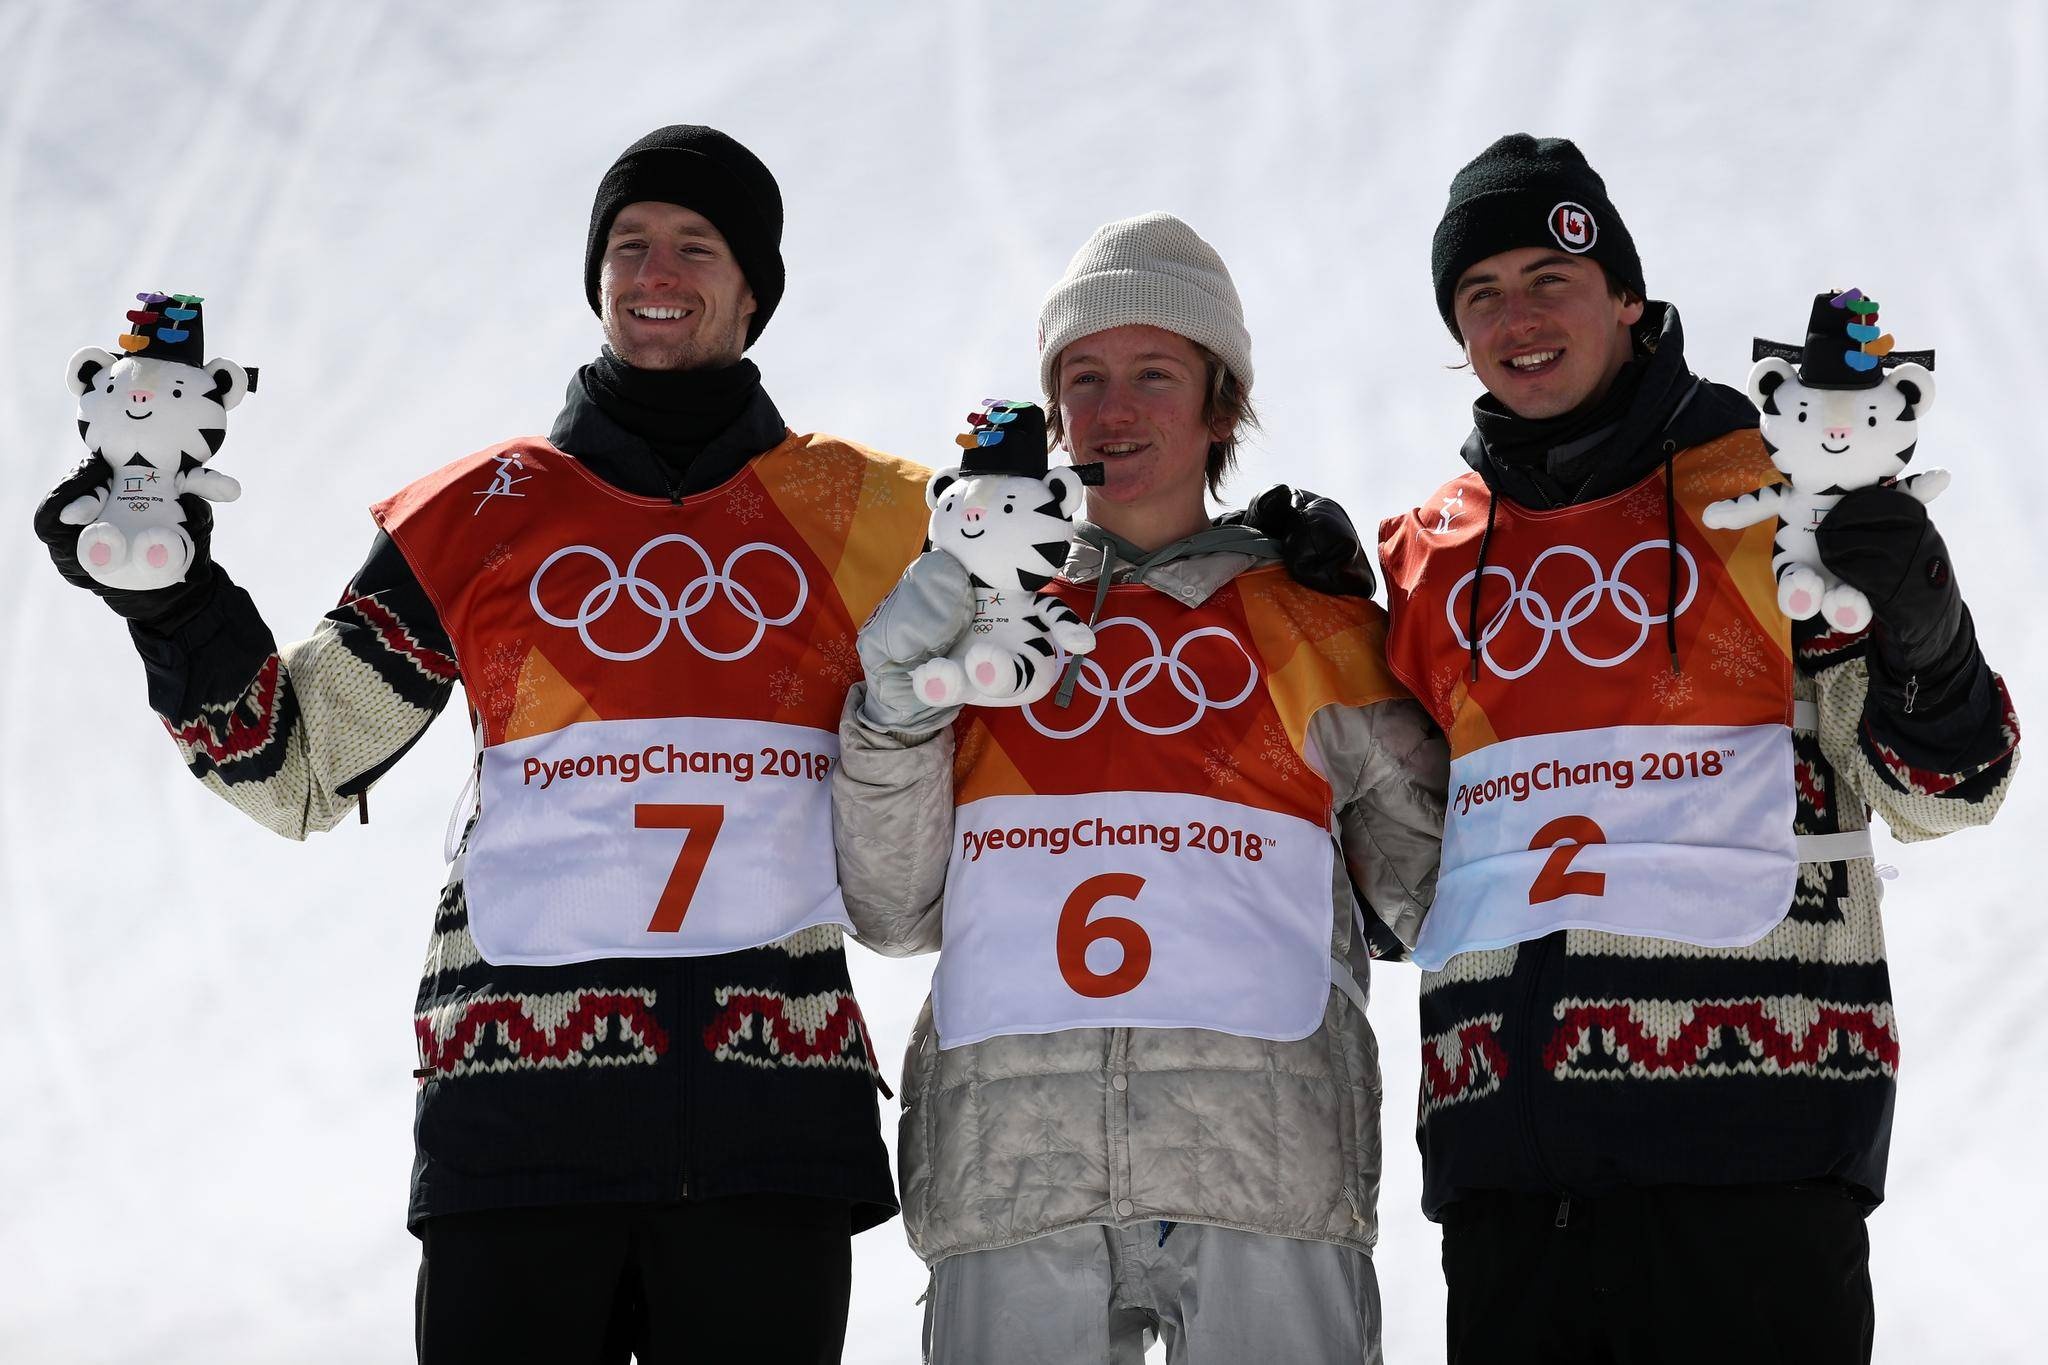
[922,1221,1383,1365]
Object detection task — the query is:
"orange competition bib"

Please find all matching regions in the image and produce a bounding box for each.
[933,566,1408,1047]
[1381,433,1798,970]
[374,434,927,966]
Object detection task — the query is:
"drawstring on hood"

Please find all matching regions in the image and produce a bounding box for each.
[1052,523,1281,707]
[1467,494,1500,683]
[1464,446,1685,684]
[1662,439,1680,674]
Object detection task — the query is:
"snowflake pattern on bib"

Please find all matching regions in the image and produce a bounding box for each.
[722,480,765,525]
[1708,622,1769,684]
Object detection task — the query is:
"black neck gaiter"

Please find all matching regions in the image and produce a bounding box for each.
[1472,355,1648,474]
[582,348,761,468]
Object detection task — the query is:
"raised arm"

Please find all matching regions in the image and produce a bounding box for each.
[1813,485,2019,837]
[37,457,458,839]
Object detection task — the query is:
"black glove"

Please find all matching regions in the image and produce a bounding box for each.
[1219,484,1378,599]
[33,454,221,629]
[1815,484,1982,717]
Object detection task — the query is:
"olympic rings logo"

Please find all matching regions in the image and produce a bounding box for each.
[529,534,808,663]
[1446,540,1698,680]
[1023,617,1260,740]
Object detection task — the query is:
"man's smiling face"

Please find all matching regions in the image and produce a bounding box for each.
[1453,246,1643,419]
[599,201,756,371]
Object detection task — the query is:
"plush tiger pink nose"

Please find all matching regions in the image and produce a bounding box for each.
[1825,426,1851,443]
[129,390,154,404]
[963,506,986,523]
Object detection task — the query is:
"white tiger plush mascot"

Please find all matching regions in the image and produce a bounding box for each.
[59,292,253,591]
[1704,288,1943,634]
[912,401,1103,708]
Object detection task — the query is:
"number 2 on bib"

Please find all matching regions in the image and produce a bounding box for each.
[1057,873,1152,998]
[1527,815,1606,904]
[637,803,726,931]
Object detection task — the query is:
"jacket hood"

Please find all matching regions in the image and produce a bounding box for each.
[1061,520,1282,608]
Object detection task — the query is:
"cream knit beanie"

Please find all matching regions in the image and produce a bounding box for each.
[1037,212,1253,400]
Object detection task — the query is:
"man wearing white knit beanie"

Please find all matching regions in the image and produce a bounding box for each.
[834,210,1445,1364]
[1035,211,1258,549]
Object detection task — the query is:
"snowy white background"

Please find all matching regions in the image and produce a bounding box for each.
[2,3,2041,1361]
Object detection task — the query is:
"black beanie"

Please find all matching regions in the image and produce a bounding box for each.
[1430,134,1643,338]
[583,124,785,346]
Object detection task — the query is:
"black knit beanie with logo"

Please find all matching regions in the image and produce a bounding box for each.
[583,124,785,345]
[1431,134,1644,339]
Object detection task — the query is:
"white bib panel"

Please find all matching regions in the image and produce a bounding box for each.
[933,791,1336,1048]
[464,715,850,965]
[1411,722,1796,970]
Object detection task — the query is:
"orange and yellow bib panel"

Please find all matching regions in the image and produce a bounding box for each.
[934,566,1408,1046]
[1379,433,1796,970]
[374,434,928,966]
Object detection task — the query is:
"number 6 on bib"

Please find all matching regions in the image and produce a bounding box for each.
[1057,873,1151,998]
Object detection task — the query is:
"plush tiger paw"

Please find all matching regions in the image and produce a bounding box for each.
[1901,466,1950,505]
[963,642,1029,700]
[1701,497,1743,531]
[910,656,969,707]
[76,521,128,574]
[1777,563,1825,620]
[1820,581,1873,634]
[1051,620,1096,655]
[59,489,107,527]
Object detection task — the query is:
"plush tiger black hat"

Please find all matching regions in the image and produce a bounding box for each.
[953,400,1104,484]
[1751,288,1934,391]
[118,292,207,366]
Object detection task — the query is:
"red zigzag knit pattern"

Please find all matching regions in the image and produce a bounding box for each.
[416,991,670,1075]
[1422,1015,1509,1112]
[702,990,878,1072]
[348,596,458,681]
[165,655,283,762]
[1543,999,1898,1077]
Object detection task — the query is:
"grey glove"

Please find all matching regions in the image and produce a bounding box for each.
[856,550,976,737]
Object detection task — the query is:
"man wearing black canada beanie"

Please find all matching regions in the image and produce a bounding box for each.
[36,123,932,1364]
[1378,135,2018,1364]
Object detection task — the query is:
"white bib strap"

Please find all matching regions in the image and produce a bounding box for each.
[1795,829,1873,864]
[1793,699,1819,735]
[1330,955,1369,1019]
[444,713,485,866]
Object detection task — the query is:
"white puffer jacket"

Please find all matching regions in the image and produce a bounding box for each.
[833,529,1447,1264]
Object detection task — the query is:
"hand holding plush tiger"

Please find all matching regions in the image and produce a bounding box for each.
[1703,289,1944,634]
[58,293,254,591]
[909,401,1103,709]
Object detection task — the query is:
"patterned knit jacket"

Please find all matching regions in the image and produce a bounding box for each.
[1391,305,2021,1216]
[128,372,905,1231]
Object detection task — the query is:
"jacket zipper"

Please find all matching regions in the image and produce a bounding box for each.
[1510,933,1568,1211]
[678,956,692,1198]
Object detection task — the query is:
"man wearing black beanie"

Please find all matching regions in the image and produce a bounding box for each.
[1377,135,2018,1363]
[36,124,931,1363]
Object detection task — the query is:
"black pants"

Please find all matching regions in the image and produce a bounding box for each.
[415,1195,853,1365]
[1441,1184,1874,1365]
